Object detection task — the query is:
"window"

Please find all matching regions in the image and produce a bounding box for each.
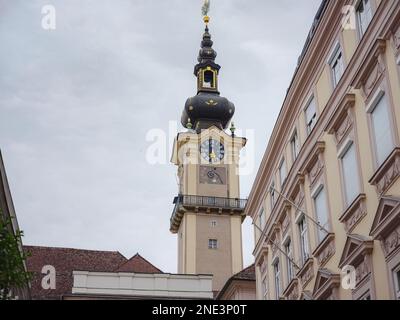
[313,186,330,243]
[279,159,287,187]
[262,276,268,300]
[273,260,281,300]
[203,70,215,88]
[340,142,360,206]
[270,182,276,209]
[305,96,317,135]
[330,46,345,88]
[370,93,394,166]
[394,267,400,300]
[258,208,266,230]
[356,0,373,37]
[208,239,218,249]
[298,216,310,265]
[210,220,217,228]
[291,130,300,161]
[285,239,294,283]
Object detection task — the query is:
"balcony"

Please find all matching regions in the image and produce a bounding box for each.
[170,195,247,233]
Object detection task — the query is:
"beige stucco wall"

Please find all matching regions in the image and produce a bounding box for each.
[248,0,400,300]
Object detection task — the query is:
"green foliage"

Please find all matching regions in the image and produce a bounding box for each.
[0,214,31,300]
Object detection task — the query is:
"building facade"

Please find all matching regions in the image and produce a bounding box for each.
[170,15,247,293]
[246,0,400,300]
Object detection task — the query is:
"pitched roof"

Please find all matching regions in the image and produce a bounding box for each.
[216,264,256,300]
[24,245,162,300]
[231,264,256,281]
[115,253,163,273]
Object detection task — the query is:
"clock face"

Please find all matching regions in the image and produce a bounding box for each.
[200,139,225,163]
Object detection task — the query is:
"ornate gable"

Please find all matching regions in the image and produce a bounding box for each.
[312,269,340,300]
[338,235,374,268]
[370,196,400,239]
[370,196,400,259]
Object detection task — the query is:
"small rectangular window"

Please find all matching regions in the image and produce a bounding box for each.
[285,239,294,283]
[298,216,310,265]
[270,182,276,209]
[330,48,344,88]
[356,0,373,37]
[305,97,317,135]
[291,130,300,161]
[208,239,218,249]
[211,220,217,228]
[273,260,281,300]
[262,276,268,300]
[313,186,330,243]
[258,208,266,230]
[340,142,360,206]
[279,159,287,187]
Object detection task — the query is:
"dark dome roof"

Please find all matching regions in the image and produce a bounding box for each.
[181,92,235,132]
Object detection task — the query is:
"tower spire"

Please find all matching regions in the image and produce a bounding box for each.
[180,0,235,132]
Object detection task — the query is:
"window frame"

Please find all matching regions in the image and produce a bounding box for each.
[290,129,300,162]
[366,88,396,168]
[279,158,287,188]
[273,258,281,300]
[258,207,266,231]
[297,214,310,266]
[304,95,318,135]
[270,181,276,210]
[338,139,361,207]
[284,238,294,284]
[356,0,373,39]
[210,220,217,228]
[328,42,345,88]
[208,239,218,250]
[311,184,331,244]
[262,275,269,300]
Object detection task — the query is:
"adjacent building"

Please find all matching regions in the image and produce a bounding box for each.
[25,246,213,300]
[246,0,400,300]
[0,150,31,300]
[216,264,256,300]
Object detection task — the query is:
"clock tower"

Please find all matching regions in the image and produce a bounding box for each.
[170,8,247,293]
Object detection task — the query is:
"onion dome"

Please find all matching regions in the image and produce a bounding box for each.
[181,20,235,133]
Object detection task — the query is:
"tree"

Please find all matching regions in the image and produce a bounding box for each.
[0,214,31,300]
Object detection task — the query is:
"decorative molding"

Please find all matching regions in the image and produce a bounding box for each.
[383,225,400,258]
[339,194,367,233]
[296,258,314,289]
[312,269,340,300]
[282,279,299,301]
[325,93,356,146]
[352,38,387,102]
[369,148,400,195]
[300,141,326,177]
[312,233,335,267]
[338,234,374,270]
[370,196,400,240]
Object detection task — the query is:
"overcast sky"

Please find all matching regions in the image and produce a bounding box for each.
[0,0,322,272]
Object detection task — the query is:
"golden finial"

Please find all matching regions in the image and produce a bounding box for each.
[202,0,210,25]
